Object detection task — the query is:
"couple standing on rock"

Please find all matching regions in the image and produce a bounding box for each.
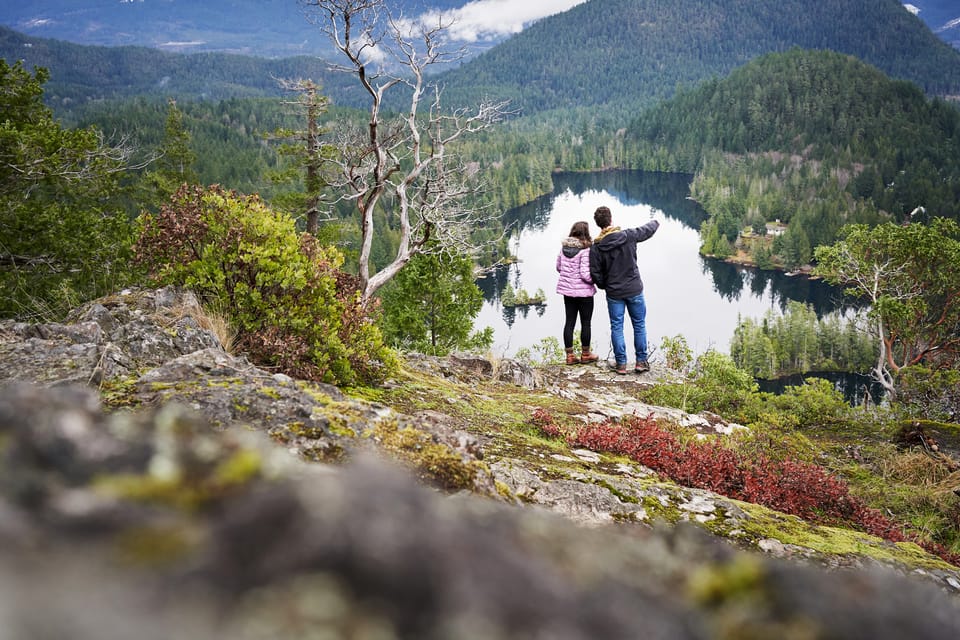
[555,206,660,375]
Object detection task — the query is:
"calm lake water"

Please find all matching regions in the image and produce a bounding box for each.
[476,171,849,362]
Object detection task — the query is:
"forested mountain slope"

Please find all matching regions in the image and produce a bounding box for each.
[0,26,354,107]
[4,0,959,121]
[630,48,960,175]
[437,0,960,118]
[627,48,960,268]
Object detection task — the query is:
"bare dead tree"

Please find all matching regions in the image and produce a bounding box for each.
[298,0,511,303]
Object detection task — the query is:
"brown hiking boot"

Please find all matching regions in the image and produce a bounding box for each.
[565,348,580,365]
[580,347,599,363]
[634,361,650,374]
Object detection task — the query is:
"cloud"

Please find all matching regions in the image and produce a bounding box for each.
[416,0,589,43]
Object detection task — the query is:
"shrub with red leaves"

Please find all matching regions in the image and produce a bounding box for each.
[530,409,960,567]
[531,408,562,438]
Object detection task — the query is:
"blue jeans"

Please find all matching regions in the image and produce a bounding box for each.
[607,293,647,366]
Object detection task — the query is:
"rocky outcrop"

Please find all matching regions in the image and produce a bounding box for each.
[2,288,960,638]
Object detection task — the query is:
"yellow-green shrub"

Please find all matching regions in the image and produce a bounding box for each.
[135,185,396,386]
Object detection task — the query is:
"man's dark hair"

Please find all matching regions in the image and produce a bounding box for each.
[594,206,612,229]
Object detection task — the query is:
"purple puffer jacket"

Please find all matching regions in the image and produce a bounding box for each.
[556,238,596,297]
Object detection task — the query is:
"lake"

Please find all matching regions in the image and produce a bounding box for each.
[476,170,850,362]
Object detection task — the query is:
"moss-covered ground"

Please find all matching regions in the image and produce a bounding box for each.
[366,359,960,572]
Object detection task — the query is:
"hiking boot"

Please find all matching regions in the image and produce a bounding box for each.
[565,348,580,365]
[634,361,650,374]
[579,347,599,364]
[610,362,627,375]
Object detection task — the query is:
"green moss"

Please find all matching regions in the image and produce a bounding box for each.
[344,385,386,403]
[213,449,262,486]
[642,495,684,525]
[715,498,957,571]
[114,525,196,567]
[207,377,243,388]
[98,474,209,512]
[298,443,347,463]
[688,555,766,606]
[495,480,516,501]
[95,449,263,513]
[372,420,481,492]
[258,386,282,400]
[296,380,336,405]
[327,414,359,438]
[99,375,142,409]
[594,479,640,504]
[285,421,327,440]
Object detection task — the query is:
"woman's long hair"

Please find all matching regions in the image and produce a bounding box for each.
[569,221,592,247]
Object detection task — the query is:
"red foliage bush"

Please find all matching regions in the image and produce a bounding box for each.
[531,408,562,438]
[530,409,960,567]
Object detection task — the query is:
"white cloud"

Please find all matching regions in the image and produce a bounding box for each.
[903,4,920,16]
[417,0,589,43]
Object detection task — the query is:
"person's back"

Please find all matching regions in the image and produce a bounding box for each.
[589,206,659,375]
[555,221,599,365]
[590,224,658,299]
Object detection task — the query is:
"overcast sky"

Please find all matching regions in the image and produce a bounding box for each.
[418,0,589,42]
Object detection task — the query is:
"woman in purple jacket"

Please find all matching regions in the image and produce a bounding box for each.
[555,221,599,365]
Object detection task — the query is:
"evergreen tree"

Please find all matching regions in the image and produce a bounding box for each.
[143,98,198,205]
[378,248,492,356]
[0,61,134,319]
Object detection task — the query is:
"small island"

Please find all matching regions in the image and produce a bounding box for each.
[502,284,546,308]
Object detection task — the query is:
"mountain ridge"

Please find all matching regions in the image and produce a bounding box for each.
[5,0,960,121]
[435,0,960,117]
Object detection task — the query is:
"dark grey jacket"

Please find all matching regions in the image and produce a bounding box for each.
[589,220,659,299]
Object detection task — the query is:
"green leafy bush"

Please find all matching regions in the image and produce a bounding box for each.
[134,184,396,386]
[896,367,960,422]
[642,349,757,417]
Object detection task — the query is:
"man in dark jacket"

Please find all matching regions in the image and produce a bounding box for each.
[589,206,660,374]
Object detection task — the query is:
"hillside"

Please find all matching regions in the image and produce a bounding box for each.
[0,0,486,58]
[630,48,960,189]
[909,0,960,50]
[2,287,960,638]
[0,26,356,106]
[4,0,960,121]
[437,0,960,118]
[625,48,960,267]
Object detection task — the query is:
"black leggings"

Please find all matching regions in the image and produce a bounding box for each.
[562,296,594,349]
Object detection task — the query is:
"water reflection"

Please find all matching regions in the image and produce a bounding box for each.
[477,170,856,358]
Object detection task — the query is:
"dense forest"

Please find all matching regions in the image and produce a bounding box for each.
[6,0,960,124]
[629,48,960,268]
[437,0,960,119]
[0,26,355,107]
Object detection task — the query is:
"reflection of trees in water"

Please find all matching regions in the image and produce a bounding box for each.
[504,303,546,325]
[552,171,708,230]
[503,192,556,235]
[703,257,747,302]
[702,256,861,317]
[475,264,511,301]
